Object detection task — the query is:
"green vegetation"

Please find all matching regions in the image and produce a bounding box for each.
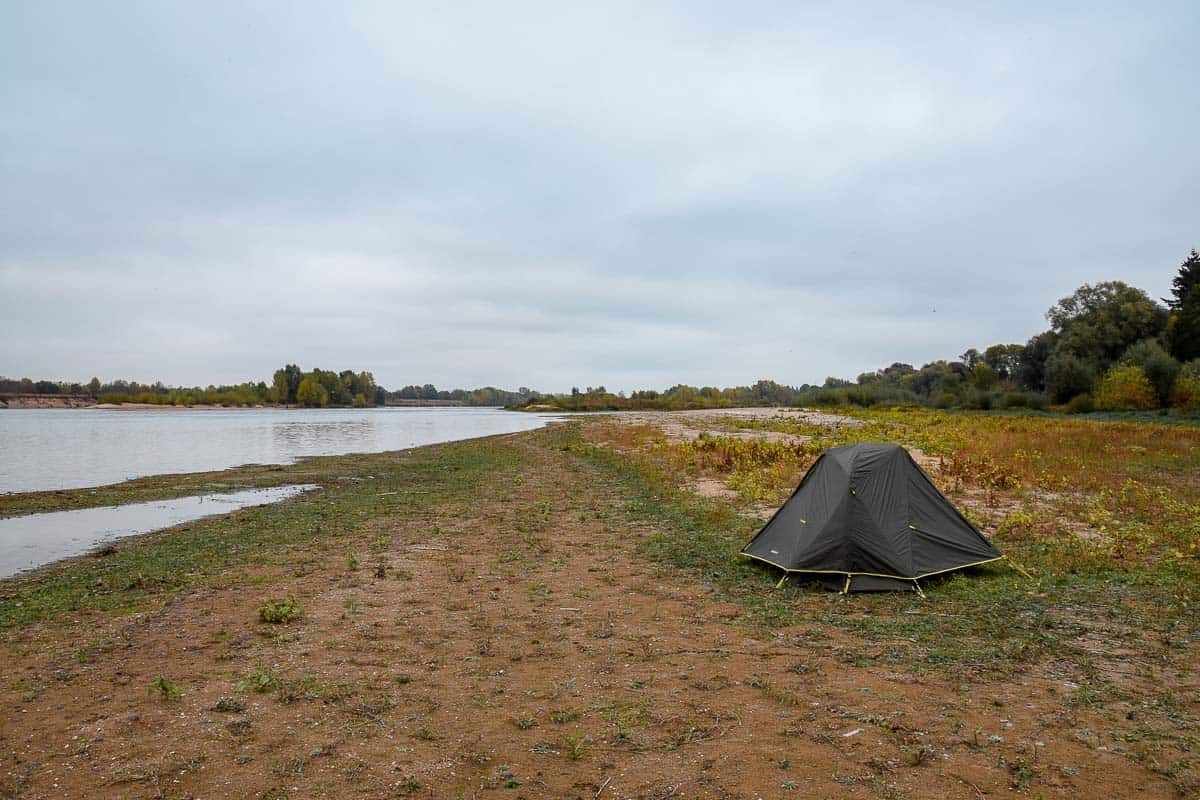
[2,367,544,408]
[257,596,303,624]
[149,675,182,701]
[386,383,539,406]
[517,380,806,411]
[1,364,383,407]
[786,250,1200,414]
[238,665,282,694]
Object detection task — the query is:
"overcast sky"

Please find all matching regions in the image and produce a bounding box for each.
[2,2,1197,392]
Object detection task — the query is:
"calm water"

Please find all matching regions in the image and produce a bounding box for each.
[0,407,560,494]
[0,485,316,579]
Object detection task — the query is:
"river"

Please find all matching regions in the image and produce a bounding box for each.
[0,407,560,494]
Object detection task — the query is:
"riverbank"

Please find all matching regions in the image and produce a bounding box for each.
[0,400,464,410]
[0,394,94,409]
[1,410,1197,798]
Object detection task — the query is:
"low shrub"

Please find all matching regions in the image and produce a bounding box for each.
[1066,393,1094,414]
[258,596,303,624]
[1095,365,1157,411]
[1002,392,1027,408]
[149,675,182,701]
[238,665,281,693]
[1171,360,1200,412]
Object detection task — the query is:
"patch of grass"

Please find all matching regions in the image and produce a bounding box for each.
[563,734,587,760]
[549,708,580,724]
[238,665,281,694]
[411,726,442,741]
[257,596,303,624]
[395,778,421,794]
[149,675,182,701]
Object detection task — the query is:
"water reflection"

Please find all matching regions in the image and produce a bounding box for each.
[0,485,317,579]
[0,408,560,493]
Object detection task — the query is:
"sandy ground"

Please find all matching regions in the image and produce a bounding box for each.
[0,419,1194,798]
[609,408,859,444]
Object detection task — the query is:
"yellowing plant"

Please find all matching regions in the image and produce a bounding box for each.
[1094,365,1158,410]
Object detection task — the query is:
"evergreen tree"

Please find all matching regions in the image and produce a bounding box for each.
[1170,285,1200,362]
[1166,249,1200,310]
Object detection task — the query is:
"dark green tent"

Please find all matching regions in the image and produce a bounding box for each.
[741,442,1002,593]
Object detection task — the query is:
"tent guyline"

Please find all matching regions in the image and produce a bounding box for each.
[740,442,1005,594]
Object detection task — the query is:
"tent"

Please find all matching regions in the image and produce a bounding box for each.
[741,442,1002,593]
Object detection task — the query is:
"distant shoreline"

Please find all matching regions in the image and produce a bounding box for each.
[0,397,469,411]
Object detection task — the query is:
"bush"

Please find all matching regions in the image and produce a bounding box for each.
[149,675,182,701]
[258,596,303,624]
[1171,359,1200,412]
[1025,392,1048,410]
[972,390,994,410]
[1003,392,1027,408]
[1070,393,1099,412]
[1095,365,1158,410]
[1066,393,1094,414]
[1044,352,1095,403]
[1120,339,1180,404]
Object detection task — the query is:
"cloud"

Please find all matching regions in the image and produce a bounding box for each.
[2,2,1197,391]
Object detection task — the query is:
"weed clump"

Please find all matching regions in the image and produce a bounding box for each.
[149,675,182,701]
[258,596,303,624]
[238,665,281,693]
[211,697,246,713]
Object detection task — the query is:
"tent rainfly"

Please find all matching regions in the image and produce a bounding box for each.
[741,442,1003,594]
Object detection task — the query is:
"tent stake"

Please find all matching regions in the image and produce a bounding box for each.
[913,580,926,599]
[776,574,789,589]
[841,575,851,595]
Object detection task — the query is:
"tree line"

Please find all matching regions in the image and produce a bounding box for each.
[6,249,1198,415]
[797,249,1200,413]
[521,250,1200,415]
[521,380,808,411]
[1,368,543,409]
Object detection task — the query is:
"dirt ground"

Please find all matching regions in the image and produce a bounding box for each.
[0,418,1194,799]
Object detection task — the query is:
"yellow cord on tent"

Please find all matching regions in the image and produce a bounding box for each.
[1002,554,1035,580]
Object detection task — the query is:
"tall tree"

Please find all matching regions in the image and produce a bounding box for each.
[1017,331,1058,391]
[1166,249,1200,310]
[1046,281,1167,369]
[982,344,1024,381]
[295,376,328,407]
[1169,285,1200,362]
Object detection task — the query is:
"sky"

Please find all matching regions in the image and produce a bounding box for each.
[2,2,1197,392]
